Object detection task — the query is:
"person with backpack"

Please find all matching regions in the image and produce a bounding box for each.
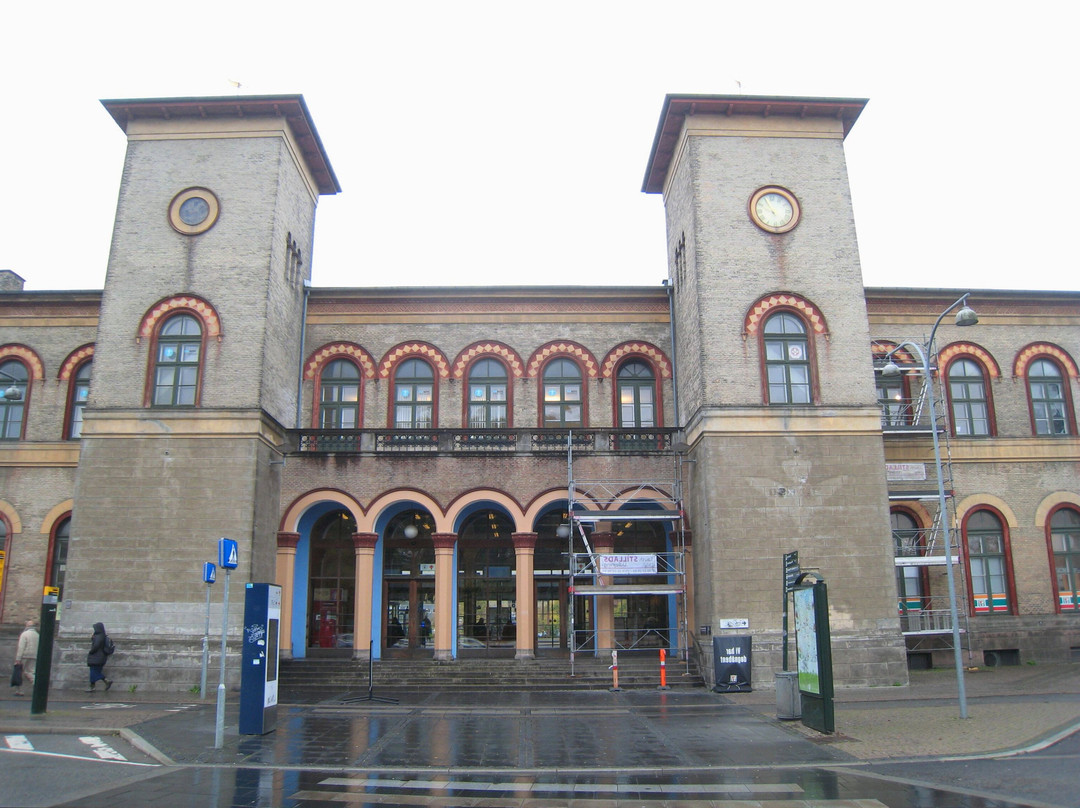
[85,622,114,692]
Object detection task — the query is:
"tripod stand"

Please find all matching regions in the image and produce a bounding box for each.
[342,640,399,704]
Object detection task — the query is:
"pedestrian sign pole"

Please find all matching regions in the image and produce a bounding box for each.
[200,562,216,700]
[782,551,800,671]
[215,538,238,749]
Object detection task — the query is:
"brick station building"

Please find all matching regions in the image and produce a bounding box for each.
[0,93,1077,692]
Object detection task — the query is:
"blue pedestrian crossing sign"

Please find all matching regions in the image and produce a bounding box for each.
[203,562,217,584]
[218,538,239,569]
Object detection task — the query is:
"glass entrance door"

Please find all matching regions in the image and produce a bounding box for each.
[536,579,567,650]
[385,580,435,655]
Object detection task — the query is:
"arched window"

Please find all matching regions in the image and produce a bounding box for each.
[152,314,202,406]
[394,358,434,429]
[67,361,92,439]
[876,370,908,426]
[947,357,991,436]
[0,360,28,440]
[319,359,361,429]
[542,358,583,427]
[467,358,508,428]
[965,510,1011,614]
[1027,358,1071,436]
[47,517,70,599]
[1049,507,1080,612]
[763,312,811,404]
[617,360,656,429]
[892,511,926,614]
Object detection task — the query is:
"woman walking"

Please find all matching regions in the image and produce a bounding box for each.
[85,622,113,693]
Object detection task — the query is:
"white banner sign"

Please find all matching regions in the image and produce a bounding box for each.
[598,554,657,575]
[886,462,927,481]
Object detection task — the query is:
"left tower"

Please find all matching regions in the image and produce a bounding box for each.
[59,96,339,689]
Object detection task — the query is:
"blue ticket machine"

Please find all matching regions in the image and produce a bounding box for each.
[239,583,282,735]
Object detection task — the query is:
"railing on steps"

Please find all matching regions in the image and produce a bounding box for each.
[279,655,704,699]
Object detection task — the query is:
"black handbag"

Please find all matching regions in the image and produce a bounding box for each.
[10,662,23,687]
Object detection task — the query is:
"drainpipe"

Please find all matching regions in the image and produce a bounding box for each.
[295,279,311,429]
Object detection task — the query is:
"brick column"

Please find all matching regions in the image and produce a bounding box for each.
[592,531,615,655]
[352,533,379,660]
[275,532,299,659]
[431,533,458,661]
[512,532,538,660]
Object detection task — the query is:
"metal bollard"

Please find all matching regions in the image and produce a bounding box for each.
[659,648,670,690]
[609,649,621,691]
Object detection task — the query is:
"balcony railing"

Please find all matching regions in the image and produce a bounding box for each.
[293,427,677,455]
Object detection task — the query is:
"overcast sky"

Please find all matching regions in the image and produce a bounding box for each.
[3,3,1076,294]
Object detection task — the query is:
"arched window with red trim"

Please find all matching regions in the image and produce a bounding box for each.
[66,360,92,439]
[1026,357,1073,436]
[0,359,28,440]
[946,357,993,436]
[318,358,362,429]
[466,357,509,428]
[964,509,1014,614]
[151,313,203,407]
[542,357,584,427]
[393,358,435,429]
[763,311,812,404]
[1049,506,1080,612]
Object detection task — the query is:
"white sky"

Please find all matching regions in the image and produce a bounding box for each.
[3,2,1076,293]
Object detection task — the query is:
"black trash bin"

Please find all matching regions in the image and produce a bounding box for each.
[712,635,752,692]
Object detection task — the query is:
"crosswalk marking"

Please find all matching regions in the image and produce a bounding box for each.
[78,736,127,761]
[5,734,33,751]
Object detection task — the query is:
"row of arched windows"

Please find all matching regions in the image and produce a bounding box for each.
[875,342,1077,437]
[893,505,1080,616]
[1,294,1076,438]
[315,354,659,431]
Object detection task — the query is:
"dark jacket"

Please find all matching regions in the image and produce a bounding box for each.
[86,623,109,667]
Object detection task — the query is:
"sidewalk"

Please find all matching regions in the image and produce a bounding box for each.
[2,662,1077,770]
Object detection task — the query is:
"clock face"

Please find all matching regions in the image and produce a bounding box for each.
[749,186,800,233]
[168,187,220,235]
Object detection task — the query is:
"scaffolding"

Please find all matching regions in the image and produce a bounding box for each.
[564,433,690,676]
[874,341,971,656]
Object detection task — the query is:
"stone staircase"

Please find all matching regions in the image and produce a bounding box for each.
[279,653,704,702]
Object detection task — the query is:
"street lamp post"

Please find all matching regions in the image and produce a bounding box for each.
[882,292,977,720]
[0,368,24,401]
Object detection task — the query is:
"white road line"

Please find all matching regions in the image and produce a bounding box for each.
[0,747,157,766]
[4,735,33,751]
[78,736,128,761]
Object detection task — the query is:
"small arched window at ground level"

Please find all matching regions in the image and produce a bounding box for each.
[763,312,811,404]
[891,510,926,613]
[48,517,70,599]
[965,510,1011,614]
[1050,507,1080,612]
[152,314,202,406]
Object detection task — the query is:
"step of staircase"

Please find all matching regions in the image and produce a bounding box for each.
[279,654,704,702]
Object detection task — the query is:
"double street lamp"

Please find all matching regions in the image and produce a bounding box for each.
[880,292,977,720]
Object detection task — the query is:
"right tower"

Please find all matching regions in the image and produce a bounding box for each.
[644,95,908,686]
